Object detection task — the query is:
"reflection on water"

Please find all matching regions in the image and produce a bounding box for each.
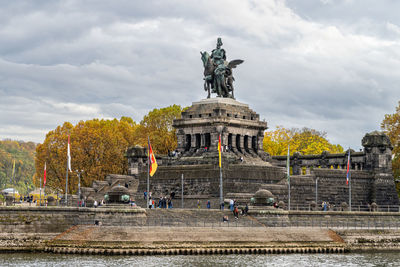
[0,253,399,267]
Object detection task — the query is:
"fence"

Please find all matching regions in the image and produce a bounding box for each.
[281,204,400,212]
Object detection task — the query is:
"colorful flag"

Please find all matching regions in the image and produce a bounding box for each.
[43,162,47,187]
[148,138,158,177]
[287,145,290,182]
[218,134,222,168]
[67,135,72,172]
[346,150,351,185]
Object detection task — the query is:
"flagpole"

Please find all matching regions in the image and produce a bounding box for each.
[218,134,223,208]
[219,163,223,207]
[348,149,352,212]
[65,160,68,206]
[181,174,184,209]
[147,137,150,209]
[39,172,42,206]
[287,145,291,211]
[12,160,15,206]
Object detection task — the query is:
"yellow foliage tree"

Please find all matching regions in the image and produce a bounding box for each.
[381,101,400,195]
[135,104,185,154]
[263,126,343,156]
[35,118,138,194]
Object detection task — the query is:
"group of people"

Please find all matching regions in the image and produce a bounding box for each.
[20,195,34,204]
[144,191,174,209]
[157,196,173,209]
[229,199,249,219]
[197,200,212,209]
[167,149,181,157]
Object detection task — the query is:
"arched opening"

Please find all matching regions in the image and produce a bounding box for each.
[244,135,249,152]
[185,134,191,151]
[236,134,241,152]
[228,134,232,151]
[195,133,201,149]
[204,133,211,149]
[252,136,257,152]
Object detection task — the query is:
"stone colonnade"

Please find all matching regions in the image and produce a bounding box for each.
[182,132,262,153]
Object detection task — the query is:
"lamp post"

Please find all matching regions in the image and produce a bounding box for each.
[315,177,319,205]
[76,170,83,207]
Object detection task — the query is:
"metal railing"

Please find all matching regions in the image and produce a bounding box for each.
[71,216,400,229]
[282,204,400,212]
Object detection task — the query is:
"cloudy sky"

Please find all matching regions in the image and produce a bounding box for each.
[1,0,399,150]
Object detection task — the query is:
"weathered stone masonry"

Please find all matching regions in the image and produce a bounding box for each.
[125,99,398,210]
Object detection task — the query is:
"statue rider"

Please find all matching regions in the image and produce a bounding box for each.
[211,38,229,96]
[211,38,226,67]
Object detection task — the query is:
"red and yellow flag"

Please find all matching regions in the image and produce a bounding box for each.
[148,138,158,177]
[218,134,222,168]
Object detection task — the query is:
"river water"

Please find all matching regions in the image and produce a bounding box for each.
[0,253,399,266]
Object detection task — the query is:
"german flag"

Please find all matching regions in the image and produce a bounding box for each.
[148,138,158,177]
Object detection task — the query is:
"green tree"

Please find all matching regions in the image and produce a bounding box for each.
[135,105,185,154]
[263,126,343,156]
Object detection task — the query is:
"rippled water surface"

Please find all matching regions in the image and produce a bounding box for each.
[0,253,399,267]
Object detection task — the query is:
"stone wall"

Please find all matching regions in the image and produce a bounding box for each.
[0,207,146,233]
[134,163,285,208]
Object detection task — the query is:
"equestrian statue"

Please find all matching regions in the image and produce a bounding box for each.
[200,38,243,99]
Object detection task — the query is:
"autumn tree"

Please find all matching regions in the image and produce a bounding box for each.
[381,101,400,195]
[0,140,36,194]
[135,105,185,154]
[263,126,343,156]
[35,118,138,194]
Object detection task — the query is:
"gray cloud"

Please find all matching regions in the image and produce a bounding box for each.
[0,0,399,151]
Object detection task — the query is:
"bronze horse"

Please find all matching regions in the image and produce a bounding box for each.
[200,51,243,98]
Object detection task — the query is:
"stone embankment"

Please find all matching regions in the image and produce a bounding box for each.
[44,226,346,255]
[1,206,400,255]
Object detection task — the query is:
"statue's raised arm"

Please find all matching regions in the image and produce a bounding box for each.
[200,37,243,99]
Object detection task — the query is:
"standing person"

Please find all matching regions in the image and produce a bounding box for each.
[206,200,211,209]
[197,200,200,209]
[148,198,152,209]
[144,191,147,200]
[233,206,239,219]
[229,199,234,211]
[94,200,98,208]
[244,204,249,215]
[168,198,172,209]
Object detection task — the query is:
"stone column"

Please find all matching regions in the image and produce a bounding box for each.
[191,134,196,150]
[222,132,229,150]
[201,134,205,148]
[231,134,237,152]
[210,132,219,152]
[257,134,263,151]
[176,130,185,152]
[239,135,244,152]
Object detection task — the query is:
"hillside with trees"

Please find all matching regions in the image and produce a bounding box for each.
[0,140,36,195]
